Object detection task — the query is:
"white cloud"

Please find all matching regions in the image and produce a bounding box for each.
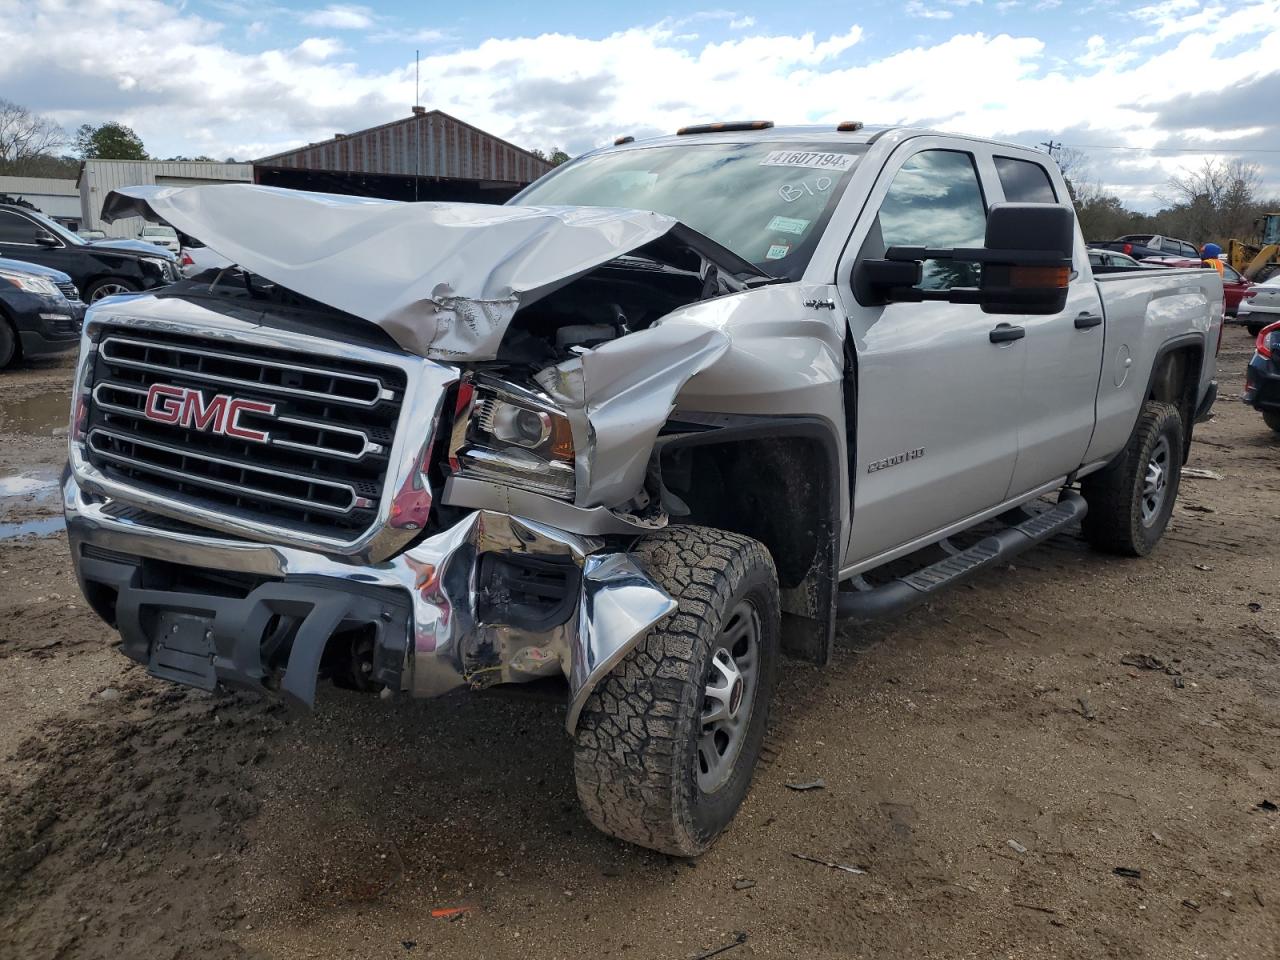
[906,1,955,18]
[729,16,755,29]
[301,4,375,30]
[1,0,1278,206]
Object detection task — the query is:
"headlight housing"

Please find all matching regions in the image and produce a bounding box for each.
[0,269,60,297]
[448,375,576,500]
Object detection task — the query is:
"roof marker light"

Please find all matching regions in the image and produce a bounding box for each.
[676,121,774,135]
[613,135,635,145]
[837,121,864,132]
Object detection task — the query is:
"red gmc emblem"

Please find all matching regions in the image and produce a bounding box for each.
[143,383,276,443]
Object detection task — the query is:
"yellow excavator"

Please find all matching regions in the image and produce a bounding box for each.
[1226,212,1280,281]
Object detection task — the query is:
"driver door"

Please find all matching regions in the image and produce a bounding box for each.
[0,209,61,270]
[838,142,1024,567]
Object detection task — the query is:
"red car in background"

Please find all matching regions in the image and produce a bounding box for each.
[1140,257,1254,317]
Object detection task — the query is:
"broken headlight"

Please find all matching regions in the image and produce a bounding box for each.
[448,376,575,500]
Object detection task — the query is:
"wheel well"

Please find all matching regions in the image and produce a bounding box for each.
[1146,342,1202,457]
[657,424,839,665]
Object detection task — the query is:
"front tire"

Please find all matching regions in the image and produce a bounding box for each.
[1247,322,1266,337]
[1081,401,1183,556]
[84,277,139,303]
[572,525,780,856]
[1264,409,1280,433]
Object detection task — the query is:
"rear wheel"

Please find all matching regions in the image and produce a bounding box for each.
[1246,322,1266,337]
[1081,401,1183,556]
[572,525,780,856]
[84,277,138,303]
[1264,410,1280,433]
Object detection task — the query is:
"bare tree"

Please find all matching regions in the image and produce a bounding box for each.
[0,99,68,175]
[1157,157,1262,242]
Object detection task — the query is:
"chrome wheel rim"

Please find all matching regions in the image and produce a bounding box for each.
[89,282,131,302]
[696,600,760,793]
[1141,434,1171,526]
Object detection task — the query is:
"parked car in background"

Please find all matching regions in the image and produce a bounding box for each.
[1092,234,1200,261]
[139,223,180,254]
[77,229,107,241]
[1088,248,1146,269]
[0,203,179,303]
[1142,257,1254,317]
[177,236,233,278]
[1243,320,1280,433]
[1237,274,1280,336]
[0,256,84,369]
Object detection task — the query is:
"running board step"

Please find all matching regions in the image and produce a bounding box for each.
[835,491,1087,623]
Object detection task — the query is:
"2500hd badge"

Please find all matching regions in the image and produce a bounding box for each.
[867,447,925,473]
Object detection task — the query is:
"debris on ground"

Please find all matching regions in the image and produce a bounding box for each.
[1007,839,1028,855]
[690,931,748,960]
[1012,902,1056,914]
[1077,697,1097,720]
[1193,563,1214,571]
[1248,602,1263,613]
[1120,654,1165,671]
[732,878,757,891]
[401,940,417,951]
[1181,467,1225,480]
[1257,799,1277,813]
[1182,899,1202,912]
[791,852,867,875]
[1113,867,1142,879]
[430,906,472,920]
[1183,504,1216,513]
[784,779,826,791]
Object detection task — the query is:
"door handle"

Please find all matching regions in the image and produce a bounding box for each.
[1074,311,1104,329]
[989,323,1025,343]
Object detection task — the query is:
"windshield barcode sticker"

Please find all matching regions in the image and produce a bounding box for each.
[760,150,856,171]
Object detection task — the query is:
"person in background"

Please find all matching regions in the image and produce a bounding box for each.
[1201,242,1225,276]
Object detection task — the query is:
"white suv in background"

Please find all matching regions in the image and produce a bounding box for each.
[138,223,180,254]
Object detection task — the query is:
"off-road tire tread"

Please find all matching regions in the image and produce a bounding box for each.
[1080,400,1182,556]
[572,525,777,856]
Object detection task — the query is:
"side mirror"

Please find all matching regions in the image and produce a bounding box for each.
[34,231,59,247]
[854,203,1075,315]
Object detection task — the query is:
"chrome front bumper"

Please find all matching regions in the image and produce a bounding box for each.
[64,474,675,733]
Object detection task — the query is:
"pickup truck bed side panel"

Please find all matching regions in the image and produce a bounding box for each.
[1084,269,1221,465]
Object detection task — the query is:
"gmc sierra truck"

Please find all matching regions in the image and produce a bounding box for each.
[65,123,1222,856]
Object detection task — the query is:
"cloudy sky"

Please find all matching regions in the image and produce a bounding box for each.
[3,0,1279,209]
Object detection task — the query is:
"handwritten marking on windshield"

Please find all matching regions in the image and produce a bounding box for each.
[779,176,833,203]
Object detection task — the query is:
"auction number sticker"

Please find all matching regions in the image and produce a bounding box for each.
[760,150,856,171]
[766,243,791,260]
[767,215,810,235]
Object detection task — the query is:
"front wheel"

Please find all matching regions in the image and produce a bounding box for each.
[0,319,16,370]
[1264,409,1280,434]
[572,525,780,856]
[1081,401,1183,556]
[1246,322,1266,337]
[84,277,139,303]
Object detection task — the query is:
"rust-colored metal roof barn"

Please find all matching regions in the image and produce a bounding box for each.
[252,108,556,204]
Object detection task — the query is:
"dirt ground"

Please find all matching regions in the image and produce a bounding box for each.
[1,332,1277,960]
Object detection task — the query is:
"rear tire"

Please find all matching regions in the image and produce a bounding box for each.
[1264,410,1280,433]
[1246,322,1265,337]
[1081,401,1183,556]
[572,525,780,856]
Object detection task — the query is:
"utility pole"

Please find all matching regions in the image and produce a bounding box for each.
[1040,139,1061,159]
[413,50,420,202]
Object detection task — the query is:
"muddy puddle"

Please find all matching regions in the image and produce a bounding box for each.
[0,515,65,541]
[0,385,72,436]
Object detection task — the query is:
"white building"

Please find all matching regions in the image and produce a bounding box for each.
[0,176,82,225]
[78,160,253,238]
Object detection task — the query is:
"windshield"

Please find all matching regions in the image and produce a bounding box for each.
[142,225,177,237]
[513,141,865,279]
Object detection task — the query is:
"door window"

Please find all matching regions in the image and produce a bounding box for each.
[0,210,39,245]
[873,150,987,290]
[993,156,1057,203]
[1223,264,1241,282]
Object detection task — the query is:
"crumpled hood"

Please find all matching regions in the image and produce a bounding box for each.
[102,183,758,361]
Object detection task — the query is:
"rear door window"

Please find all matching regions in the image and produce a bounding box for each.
[993,157,1057,203]
[0,210,39,245]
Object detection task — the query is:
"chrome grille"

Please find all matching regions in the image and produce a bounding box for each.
[84,328,406,541]
[55,280,80,302]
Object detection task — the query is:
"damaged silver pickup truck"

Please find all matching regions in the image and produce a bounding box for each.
[64,123,1222,856]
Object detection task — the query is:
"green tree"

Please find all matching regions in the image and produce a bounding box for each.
[76,121,148,160]
[530,147,570,166]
